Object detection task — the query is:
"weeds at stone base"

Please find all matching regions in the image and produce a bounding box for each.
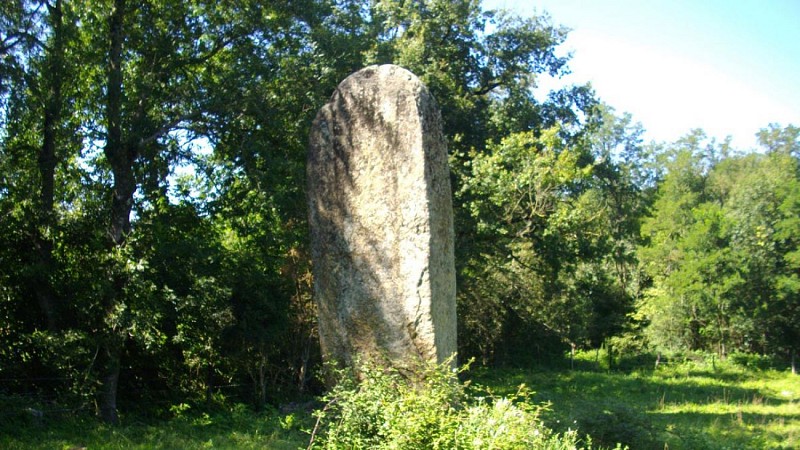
[308,359,615,449]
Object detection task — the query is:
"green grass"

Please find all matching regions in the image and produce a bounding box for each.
[2,355,797,449]
[0,403,310,450]
[472,354,800,449]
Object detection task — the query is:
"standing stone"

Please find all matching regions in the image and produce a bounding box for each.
[307,65,456,371]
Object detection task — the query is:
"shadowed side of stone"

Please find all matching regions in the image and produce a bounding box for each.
[307,64,456,372]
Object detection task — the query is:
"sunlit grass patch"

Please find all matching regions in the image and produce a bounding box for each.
[3,355,796,449]
[475,355,800,450]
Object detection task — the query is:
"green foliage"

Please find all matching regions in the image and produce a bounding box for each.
[362,0,573,152]
[2,0,323,416]
[4,0,602,415]
[456,110,642,363]
[639,129,800,357]
[728,352,777,371]
[309,359,594,449]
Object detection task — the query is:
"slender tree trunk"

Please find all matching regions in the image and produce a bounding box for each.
[298,338,311,392]
[105,0,132,240]
[32,0,65,332]
[258,355,267,409]
[205,364,214,405]
[97,339,122,424]
[97,0,133,424]
[40,1,62,217]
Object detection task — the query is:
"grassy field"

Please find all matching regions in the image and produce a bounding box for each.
[1,354,797,449]
[474,353,800,449]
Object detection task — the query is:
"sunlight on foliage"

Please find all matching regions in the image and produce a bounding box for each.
[308,359,617,449]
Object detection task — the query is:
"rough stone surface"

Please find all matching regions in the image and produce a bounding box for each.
[307,64,457,371]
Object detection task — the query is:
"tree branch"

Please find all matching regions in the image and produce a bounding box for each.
[136,112,199,148]
[473,80,503,96]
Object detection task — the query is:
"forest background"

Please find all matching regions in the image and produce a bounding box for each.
[1,0,798,425]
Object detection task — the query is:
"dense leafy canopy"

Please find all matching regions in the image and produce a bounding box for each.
[640,130,800,358]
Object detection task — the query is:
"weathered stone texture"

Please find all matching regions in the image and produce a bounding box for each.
[307,64,456,370]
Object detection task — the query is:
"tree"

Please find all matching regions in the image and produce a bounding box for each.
[724,148,800,362]
[639,132,726,352]
[757,123,799,157]
[0,0,81,333]
[458,126,607,362]
[639,126,800,360]
[72,0,269,422]
[456,102,653,364]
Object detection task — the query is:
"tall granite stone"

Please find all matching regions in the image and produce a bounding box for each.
[307,65,456,371]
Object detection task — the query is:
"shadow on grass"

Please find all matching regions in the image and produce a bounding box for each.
[648,409,800,449]
[0,404,312,450]
[472,364,799,450]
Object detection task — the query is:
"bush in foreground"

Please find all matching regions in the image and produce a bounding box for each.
[308,359,620,449]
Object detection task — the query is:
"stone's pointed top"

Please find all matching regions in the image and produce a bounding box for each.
[308,66,456,377]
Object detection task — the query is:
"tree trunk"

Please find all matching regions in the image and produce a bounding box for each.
[298,338,311,392]
[32,0,65,332]
[258,356,267,409]
[105,0,133,243]
[205,364,214,405]
[97,0,132,424]
[40,0,62,220]
[97,340,122,424]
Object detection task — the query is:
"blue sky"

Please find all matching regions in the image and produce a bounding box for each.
[483,0,800,149]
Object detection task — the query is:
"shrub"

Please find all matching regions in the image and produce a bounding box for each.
[728,352,776,371]
[308,359,616,449]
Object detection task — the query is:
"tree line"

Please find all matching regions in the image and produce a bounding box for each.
[1,0,798,422]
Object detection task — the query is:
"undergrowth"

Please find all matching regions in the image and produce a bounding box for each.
[3,352,795,449]
[0,402,308,450]
[308,359,620,449]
